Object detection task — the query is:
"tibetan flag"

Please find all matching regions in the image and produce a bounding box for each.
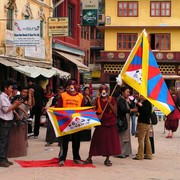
[47,107,101,137]
[120,29,175,115]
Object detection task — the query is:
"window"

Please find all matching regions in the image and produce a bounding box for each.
[118,2,138,17]
[117,33,137,50]
[90,26,94,39]
[40,20,44,38]
[150,1,171,17]
[96,30,103,39]
[68,3,74,37]
[6,9,13,30]
[150,33,170,50]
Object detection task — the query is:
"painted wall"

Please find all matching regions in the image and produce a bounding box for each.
[104,0,180,52]
[105,0,180,26]
[0,0,53,63]
[53,0,81,48]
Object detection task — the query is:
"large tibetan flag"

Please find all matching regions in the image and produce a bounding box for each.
[47,107,101,137]
[120,29,175,115]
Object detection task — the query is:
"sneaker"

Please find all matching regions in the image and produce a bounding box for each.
[59,160,65,166]
[28,133,34,138]
[74,159,83,164]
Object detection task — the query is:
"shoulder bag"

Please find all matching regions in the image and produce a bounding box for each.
[150,111,158,125]
[116,116,128,132]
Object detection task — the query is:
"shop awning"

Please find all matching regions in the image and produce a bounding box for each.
[54,51,90,72]
[0,57,19,67]
[12,66,70,79]
[51,67,71,79]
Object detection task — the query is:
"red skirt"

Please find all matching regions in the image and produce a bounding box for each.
[165,119,179,132]
[89,125,121,156]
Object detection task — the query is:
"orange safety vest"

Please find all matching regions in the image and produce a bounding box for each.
[61,92,83,108]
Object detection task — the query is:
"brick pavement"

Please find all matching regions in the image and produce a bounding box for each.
[0,120,180,180]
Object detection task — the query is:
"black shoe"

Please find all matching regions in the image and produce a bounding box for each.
[6,160,13,165]
[119,155,127,158]
[0,161,10,167]
[45,142,53,147]
[144,157,152,160]
[59,160,65,166]
[74,159,83,164]
[132,157,140,160]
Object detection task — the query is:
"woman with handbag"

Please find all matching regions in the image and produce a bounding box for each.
[115,85,137,158]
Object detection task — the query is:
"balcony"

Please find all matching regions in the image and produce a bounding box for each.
[98,51,180,63]
[90,39,104,49]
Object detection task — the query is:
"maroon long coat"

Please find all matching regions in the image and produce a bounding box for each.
[89,97,121,156]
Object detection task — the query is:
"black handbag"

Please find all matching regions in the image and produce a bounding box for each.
[150,111,158,125]
[116,116,128,132]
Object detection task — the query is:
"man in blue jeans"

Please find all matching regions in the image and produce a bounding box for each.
[0,81,22,167]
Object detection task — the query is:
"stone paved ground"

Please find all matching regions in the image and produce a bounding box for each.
[0,120,180,180]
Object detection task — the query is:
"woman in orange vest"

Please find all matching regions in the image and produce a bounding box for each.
[83,84,121,166]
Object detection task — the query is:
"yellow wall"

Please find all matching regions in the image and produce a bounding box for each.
[105,0,180,26]
[0,0,53,63]
[104,0,180,51]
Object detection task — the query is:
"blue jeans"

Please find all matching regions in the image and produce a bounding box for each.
[131,114,136,135]
[0,120,13,162]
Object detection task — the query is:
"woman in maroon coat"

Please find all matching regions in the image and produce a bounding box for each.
[83,84,121,166]
[165,87,180,138]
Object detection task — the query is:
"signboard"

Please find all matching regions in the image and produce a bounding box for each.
[25,39,45,60]
[82,0,99,26]
[6,30,14,46]
[5,30,16,56]
[48,17,68,37]
[13,20,40,46]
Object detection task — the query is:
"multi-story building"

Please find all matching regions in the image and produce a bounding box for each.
[0,0,70,88]
[52,0,89,87]
[98,0,180,91]
[89,0,105,84]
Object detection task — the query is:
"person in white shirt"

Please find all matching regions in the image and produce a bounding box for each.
[0,81,22,167]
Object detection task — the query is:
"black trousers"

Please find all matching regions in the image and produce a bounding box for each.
[0,119,13,162]
[31,106,42,136]
[59,131,81,161]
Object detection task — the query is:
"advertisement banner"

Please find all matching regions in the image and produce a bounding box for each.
[14,20,40,46]
[82,0,98,26]
[82,9,98,26]
[48,17,68,37]
[25,39,45,60]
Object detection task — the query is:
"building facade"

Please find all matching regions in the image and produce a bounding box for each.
[0,0,71,88]
[98,0,180,91]
[52,0,89,87]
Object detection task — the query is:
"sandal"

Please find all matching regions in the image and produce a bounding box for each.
[83,159,93,164]
[104,160,112,166]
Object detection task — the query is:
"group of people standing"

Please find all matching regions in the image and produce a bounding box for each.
[44,80,156,167]
[1,77,178,168]
[0,80,35,167]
